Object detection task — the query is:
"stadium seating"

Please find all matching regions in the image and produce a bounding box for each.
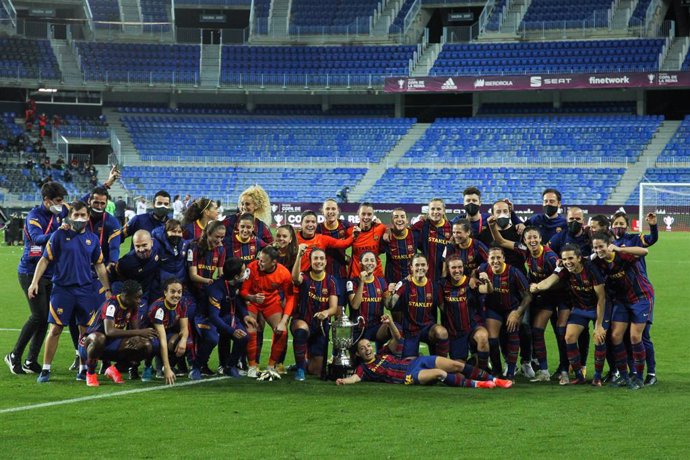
[656,116,690,163]
[140,0,170,32]
[401,115,661,164]
[389,0,416,33]
[682,50,690,71]
[220,45,414,86]
[484,0,508,32]
[57,115,109,139]
[362,167,625,204]
[87,0,120,29]
[630,0,652,24]
[521,0,611,29]
[289,0,378,34]
[1,112,22,147]
[176,0,251,5]
[122,115,414,163]
[477,101,637,115]
[625,168,690,205]
[431,39,664,76]
[0,37,61,80]
[116,104,394,116]
[75,42,200,84]
[121,166,368,201]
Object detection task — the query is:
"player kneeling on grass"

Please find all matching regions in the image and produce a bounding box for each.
[291,246,339,381]
[336,338,512,388]
[530,244,607,386]
[140,278,190,385]
[80,280,157,387]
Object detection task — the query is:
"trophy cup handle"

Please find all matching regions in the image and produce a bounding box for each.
[353,316,366,343]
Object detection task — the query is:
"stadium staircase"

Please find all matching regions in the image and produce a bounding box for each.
[372,0,405,36]
[410,43,441,77]
[610,0,639,30]
[120,0,143,35]
[102,108,140,166]
[49,38,83,85]
[498,0,531,35]
[200,44,221,87]
[660,37,690,71]
[269,0,290,38]
[95,164,129,199]
[607,120,682,204]
[349,123,431,201]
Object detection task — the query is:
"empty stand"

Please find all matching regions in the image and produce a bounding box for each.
[289,0,378,34]
[656,116,690,163]
[0,37,61,80]
[521,0,612,29]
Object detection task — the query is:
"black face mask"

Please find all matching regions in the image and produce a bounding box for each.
[544,205,558,217]
[496,217,511,229]
[567,221,582,235]
[89,208,105,219]
[464,203,480,217]
[168,235,181,247]
[153,206,169,219]
[612,227,626,239]
[69,219,87,232]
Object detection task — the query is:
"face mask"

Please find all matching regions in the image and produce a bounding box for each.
[167,235,181,247]
[567,221,582,235]
[544,205,558,217]
[496,217,510,229]
[70,219,88,232]
[49,203,63,215]
[464,203,480,217]
[239,268,250,282]
[89,208,105,219]
[612,227,626,239]
[153,206,169,218]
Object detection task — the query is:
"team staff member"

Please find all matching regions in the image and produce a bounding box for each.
[523,188,567,242]
[6,182,68,375]
[31,201,112,383]
[122,190,172,244]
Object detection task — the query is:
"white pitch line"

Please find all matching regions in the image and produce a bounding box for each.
[0,376,226,415]
[0,328,21,332]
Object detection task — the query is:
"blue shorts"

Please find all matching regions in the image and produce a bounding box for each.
[448,330,480,361]
[485,308,510,323]
[405,355,437,385]
[402,323,434,358]
[612,299,653,325]
[102,337,124,360]
[49,284,101,326]
[567,310,609,330]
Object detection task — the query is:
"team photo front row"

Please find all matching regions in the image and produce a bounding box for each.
[5,180,658,391]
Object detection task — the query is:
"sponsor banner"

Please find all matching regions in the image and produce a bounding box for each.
[269,203,689,231]
[384,72,690,93]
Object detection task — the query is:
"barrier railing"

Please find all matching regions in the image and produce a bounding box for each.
[657,20,675,70]
[82,69,200,87]
[288,16,373,36]
[84,0,95,32]
[0,64,59,82]
[175,0,251,6]
[444,22,480,42]
[110,129,122,166]
[478,0,495,35]
[219,73,402,89]
[518,9,611,39]
[1,0,17,28]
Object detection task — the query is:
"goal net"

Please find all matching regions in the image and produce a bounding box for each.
[639,182,690,233]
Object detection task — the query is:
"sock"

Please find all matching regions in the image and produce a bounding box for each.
[79,364,87,372]
[505,331,520,377]
[461,363,490,381]
[434,337,449,358]
[293,328,309,371]
[578,328,589,367]
[556,326,567,372]
[443,373,473,388]
[519,324,532,364]
[566,342,582,374]
[532,327,548,370]
[594,343,606,378]
[269,331,287,367]
[643,323,655,374]
[612,342,629,378]
[247,331,258,367]
[477,350,489,371]
[631,341,646,379]
[489,338,502,376]
[256,328,264,366]
[42,364,51,371]
[86,358,97,374]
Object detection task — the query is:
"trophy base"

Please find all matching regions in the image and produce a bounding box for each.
[327,364,355,380]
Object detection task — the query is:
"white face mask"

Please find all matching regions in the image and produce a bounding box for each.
[239,268,251,282]
[49,203,63,215]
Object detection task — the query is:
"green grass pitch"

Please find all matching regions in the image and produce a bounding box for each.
[0,234,689,458]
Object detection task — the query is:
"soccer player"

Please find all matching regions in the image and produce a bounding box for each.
[335,339,512,388]
[122,190,171,244]
[6,182,67,375]
[187,220,226,328]
[590,232,654,390]
[412,198,451,282]
[291,247,339,381]
[348,203,387,279]
[224,213,267,263]
[589,214,610,235]
[192,258,251,379]
[347,251,390,346]
[385,254,449,359]
[476,244,531,381]
[30,201,112,383]
[523,188,567,242]
[445,219,488,277]
[317,198,353,293]
[224,185,273,244]
[80,280,156,387]
[296,210,355,273]
[274,224,299,269]
[441,256,490,369]
[530,244,607,385]
[142,278,190,385]
[490,223,567,382]
[547,206,591,257]
[182,197,219,241]
[381,208,416,284]
[240,246,295,379]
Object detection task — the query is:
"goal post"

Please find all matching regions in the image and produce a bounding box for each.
[639,182,690,233]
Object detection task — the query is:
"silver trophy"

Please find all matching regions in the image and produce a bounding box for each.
[323,308,364,379]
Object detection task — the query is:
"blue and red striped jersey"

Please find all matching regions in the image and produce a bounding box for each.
[316,219,352,280]
[557,262,605,315]
[87,295,137,334]
[146,298,187,331]
[412,218,452,282]
[593,252,654,305]
[347,276,386,327]
[478,262,529,313]
[441,276,482,337]
[182,219,206,242]
[187,241,225,290]
[294,272,337,323]
[226,234,265,263]
[355,354,413,384]
[223,214,273,244]
[382,228,416,283]
[393,278,442,335]
[445,237,489,275]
